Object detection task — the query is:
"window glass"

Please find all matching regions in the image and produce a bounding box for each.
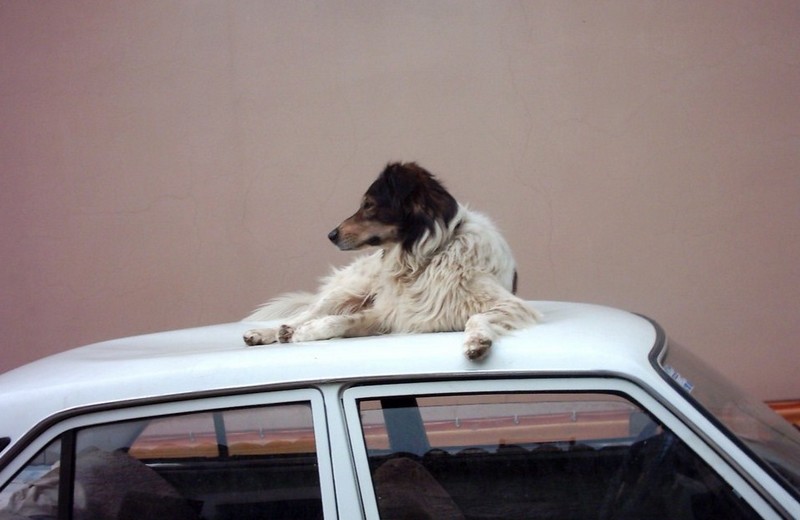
[127,404,316,459]
[0,438,61,516]
[0,402,322,520]
[659,340,800,497]
[359,392,759,520]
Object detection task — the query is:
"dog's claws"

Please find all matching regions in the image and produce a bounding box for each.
[243,330,263,346]
[278,325,295,343]
[464,335,492,361]
[243,328,279,346]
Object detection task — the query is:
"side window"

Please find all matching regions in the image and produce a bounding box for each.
[0,402,322,520]
[358,392,759,520]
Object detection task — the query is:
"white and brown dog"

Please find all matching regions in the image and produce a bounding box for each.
[243,162,541,360]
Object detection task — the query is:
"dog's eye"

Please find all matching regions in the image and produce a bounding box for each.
[362,200,375,211]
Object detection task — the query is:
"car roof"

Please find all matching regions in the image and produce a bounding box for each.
[0,301,660,447]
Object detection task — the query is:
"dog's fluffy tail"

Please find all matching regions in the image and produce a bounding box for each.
[244,292,316,321]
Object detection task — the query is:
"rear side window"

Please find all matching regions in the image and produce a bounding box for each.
[358,392,759,520]
[0,402,322,520]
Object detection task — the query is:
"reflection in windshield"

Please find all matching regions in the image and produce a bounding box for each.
[658,341,800,497]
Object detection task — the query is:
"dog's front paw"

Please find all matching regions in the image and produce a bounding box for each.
[464,334,492,361]
[243,328,278,346]
[278,324,295,343]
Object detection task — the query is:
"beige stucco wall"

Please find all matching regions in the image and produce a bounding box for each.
[2,1,798,399]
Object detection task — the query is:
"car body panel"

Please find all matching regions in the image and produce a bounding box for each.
[1,301,798,519]
[0,301,656,455]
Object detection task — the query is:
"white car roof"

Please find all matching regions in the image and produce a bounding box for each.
[0,301,660,447]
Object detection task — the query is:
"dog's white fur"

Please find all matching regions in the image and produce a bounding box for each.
[243,204,541,360]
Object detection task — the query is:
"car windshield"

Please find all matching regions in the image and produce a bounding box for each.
[657,340,800,497]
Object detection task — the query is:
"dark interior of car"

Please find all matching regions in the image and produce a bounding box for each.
[366,434,758,520]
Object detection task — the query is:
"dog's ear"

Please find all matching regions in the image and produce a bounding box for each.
[382,162,420,205]
[400,163,458,224]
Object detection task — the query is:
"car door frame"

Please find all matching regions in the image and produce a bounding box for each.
[342,376,781,519]
[0,388,338,520]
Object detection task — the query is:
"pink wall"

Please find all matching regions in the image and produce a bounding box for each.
[1,1,798,399]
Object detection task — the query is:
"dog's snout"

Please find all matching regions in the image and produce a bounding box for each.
[328,228,340,243]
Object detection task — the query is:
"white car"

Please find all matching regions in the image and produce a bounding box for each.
[0,301,798,519]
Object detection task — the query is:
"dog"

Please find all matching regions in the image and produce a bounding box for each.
[243,162,541,360]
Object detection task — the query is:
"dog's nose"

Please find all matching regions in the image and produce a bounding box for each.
[328,228,340,243]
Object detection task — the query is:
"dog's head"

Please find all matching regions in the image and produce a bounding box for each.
[328,162,459,251]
